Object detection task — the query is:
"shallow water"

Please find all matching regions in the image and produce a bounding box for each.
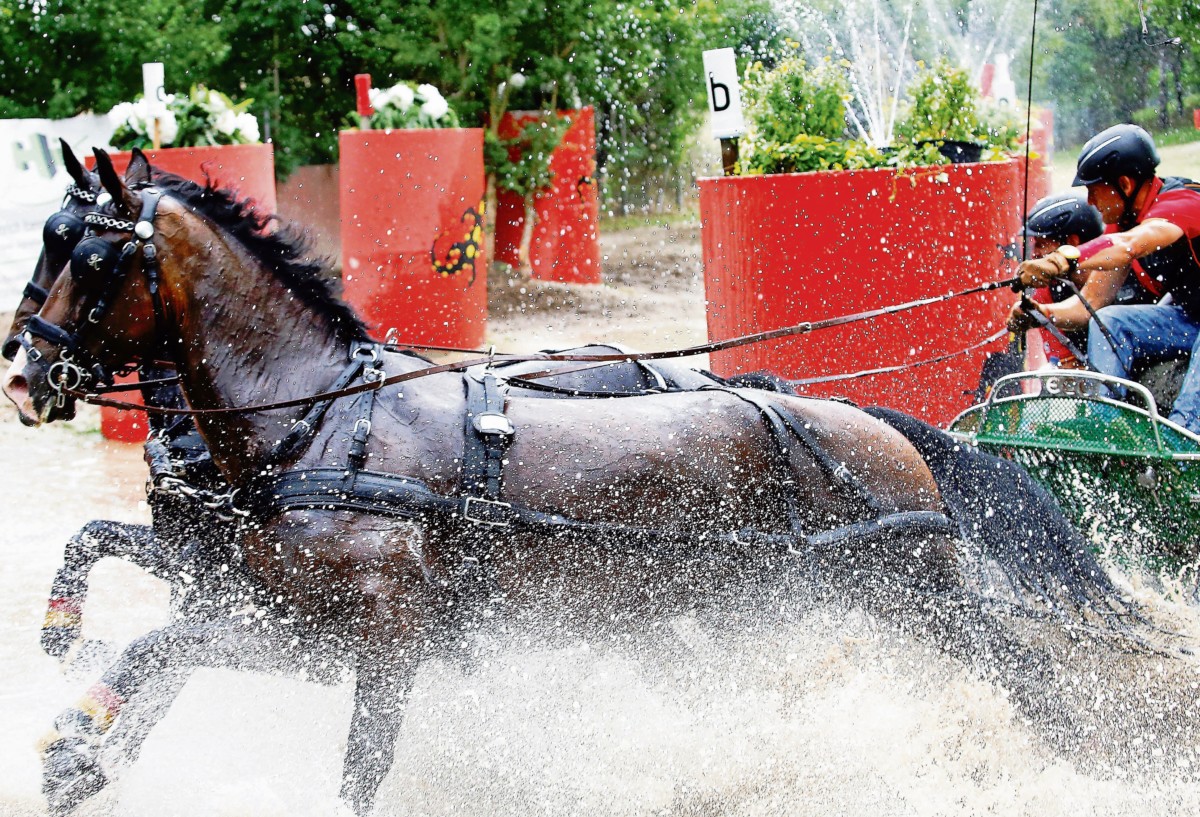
[4,404,1200,817]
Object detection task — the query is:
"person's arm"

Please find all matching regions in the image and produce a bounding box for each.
[1013,219,1185,330]
[1019,220,1184,286]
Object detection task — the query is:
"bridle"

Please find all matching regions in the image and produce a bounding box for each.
[2,183,100,361]
[22,187,167,405]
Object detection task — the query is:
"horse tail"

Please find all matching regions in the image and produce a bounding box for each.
[864,406,1129,619]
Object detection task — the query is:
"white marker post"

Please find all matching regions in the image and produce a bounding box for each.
[702,48,744,176]
[142,62,166,150]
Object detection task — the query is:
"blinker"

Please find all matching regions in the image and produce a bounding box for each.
[42,211,86,256]
[70,235,121,283]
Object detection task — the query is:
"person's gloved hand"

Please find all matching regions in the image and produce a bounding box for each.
[1006,298,1044,333]
[1017,251,1073,287]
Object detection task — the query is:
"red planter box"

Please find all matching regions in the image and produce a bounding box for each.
[493,108,601,284]
[339,129,487,347]
[100,143,277,213]
[700,160,1021,426]
[91,143,277,442]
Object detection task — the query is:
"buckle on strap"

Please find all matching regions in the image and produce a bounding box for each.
[473,411,514,436]
[462,496,512,526]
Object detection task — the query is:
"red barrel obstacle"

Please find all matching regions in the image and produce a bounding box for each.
[701,160,1021,426]
[91,143,277,441]
[493,107,601,284]
[339,129,487,347]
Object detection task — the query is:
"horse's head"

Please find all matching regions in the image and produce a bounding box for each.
[3,140,102,362]
[10,148,169,425]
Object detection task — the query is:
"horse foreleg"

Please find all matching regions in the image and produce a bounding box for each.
[339,655,418,815]
[40,615,340,815]
[42,521,161,661]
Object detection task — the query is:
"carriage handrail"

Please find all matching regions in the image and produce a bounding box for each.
[63,275,1020,416]
[958,369,1173,458]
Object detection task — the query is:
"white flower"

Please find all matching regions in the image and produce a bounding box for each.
[109,101,137,129]
[416,84,442,103]
[508,72,527,89]
[234,112,260,143]
[215,108,238,136]
[368,87,387,111]
[157,109,180,145]
[421,92,449,121]
[391,84,415,111]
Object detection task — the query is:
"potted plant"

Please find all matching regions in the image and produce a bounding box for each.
[700,56,1022,426]
[96,85,276,443]
[895,58,990,163]
[338,79,487,348]
[490,107,601,284]
[105,85,276,212]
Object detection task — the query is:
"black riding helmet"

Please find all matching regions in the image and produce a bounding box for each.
[1073,124,1160,186]
[1022,192,1104,242]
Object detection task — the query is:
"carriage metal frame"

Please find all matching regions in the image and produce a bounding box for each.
[948,368,1200,566]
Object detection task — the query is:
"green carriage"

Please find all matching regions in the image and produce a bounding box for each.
[948,370,1200,568]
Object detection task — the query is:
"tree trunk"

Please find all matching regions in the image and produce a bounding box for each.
[517,196,538,271]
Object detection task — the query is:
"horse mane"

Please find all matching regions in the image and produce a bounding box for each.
[148,170,371,342]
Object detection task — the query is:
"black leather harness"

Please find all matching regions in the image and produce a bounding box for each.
[244,353,956,570]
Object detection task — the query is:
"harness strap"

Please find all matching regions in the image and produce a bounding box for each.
[266,342,380,466]
[247,468,956,565]
[718,388,888,518]
[23,281,48,307]
[347,356,383,470]
[461,369,514,504]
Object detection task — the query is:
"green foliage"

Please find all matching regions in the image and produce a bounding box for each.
[0,0,769,193]
[484,114,572,198]
[895,58,983,143]
[742,56,849,144]
[737,54,1023,175]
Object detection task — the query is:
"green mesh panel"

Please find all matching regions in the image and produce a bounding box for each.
[972,396,1200,458]
[950,395,1200,567]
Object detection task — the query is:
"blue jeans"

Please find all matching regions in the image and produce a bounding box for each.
[1087,303,1200,432]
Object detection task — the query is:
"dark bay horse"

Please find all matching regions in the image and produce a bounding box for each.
[7,149,1124,815]
[4,147,812,814]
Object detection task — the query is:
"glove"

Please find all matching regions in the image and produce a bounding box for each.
[1006,299,1043,333]
[1017,251,1072,287]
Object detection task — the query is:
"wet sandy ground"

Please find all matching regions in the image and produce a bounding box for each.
[5,222,1200,815]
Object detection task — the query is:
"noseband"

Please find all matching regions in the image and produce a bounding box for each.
[23,188,165,402]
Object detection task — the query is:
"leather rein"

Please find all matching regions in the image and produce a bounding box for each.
[22,185,1017,417]
[54,275,1019,417]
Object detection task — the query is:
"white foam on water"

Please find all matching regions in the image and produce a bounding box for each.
[5,417,1200,816]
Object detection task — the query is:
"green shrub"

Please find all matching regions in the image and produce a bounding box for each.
[741,56,849,145]
[895,59,984,144]
[736,54,1022,175]
[1132,106,1161,131]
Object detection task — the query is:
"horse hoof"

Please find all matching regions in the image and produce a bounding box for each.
[42,737,108,815]
[40,627,80,661]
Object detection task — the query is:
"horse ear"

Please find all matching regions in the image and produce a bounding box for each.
[126,148,152,188]
[92,149,136,214]
[59,139,90,189]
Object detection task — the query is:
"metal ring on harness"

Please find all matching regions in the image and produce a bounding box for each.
[47,357,87,393]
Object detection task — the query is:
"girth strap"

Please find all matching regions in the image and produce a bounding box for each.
[248,468,957,565]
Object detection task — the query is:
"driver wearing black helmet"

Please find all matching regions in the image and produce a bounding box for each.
[1007,192,1107,368]
[1016,123,1200,433]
